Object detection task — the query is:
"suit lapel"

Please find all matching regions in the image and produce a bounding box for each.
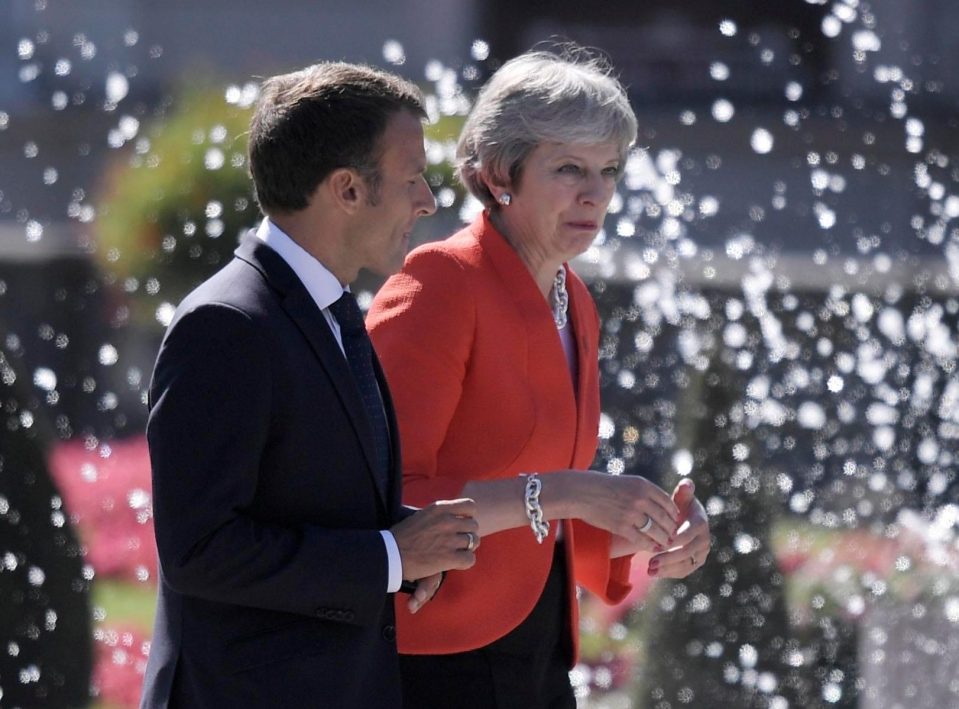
[234,235,390,509]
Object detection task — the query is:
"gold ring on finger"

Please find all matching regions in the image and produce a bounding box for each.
[464,531,477,552]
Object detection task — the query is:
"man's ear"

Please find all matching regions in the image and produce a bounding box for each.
[326,168,365,214]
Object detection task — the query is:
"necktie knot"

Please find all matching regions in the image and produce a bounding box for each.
[329,292,365,336]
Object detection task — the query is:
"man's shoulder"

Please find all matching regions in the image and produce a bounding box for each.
[179,256,271,314]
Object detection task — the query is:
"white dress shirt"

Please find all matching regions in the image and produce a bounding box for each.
[255,218,404,593]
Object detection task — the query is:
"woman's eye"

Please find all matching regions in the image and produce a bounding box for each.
[559,164,583,175]
[602,166,621,178]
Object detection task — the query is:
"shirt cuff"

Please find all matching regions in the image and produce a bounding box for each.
[380,530,403,593]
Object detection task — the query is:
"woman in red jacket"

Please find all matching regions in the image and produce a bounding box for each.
[367,48,711,708]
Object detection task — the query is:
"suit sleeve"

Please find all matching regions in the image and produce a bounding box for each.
[148,303,388,625]
[367,249,475,505]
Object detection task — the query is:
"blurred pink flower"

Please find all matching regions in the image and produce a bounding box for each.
[91,623,150,708]
[48,436,157,584]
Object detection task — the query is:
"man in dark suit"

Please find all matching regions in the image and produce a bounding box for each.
[140,62,479,709]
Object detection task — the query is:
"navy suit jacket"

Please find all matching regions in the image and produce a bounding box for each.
[140,234,411,708]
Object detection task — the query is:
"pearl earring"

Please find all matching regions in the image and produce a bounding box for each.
[498,193,512,206]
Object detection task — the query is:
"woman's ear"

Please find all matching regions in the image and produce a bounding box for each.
[482,173,513,206]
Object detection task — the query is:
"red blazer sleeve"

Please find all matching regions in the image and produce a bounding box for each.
[570,520,632,603]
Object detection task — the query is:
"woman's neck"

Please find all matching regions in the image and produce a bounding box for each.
[488,209,562,297]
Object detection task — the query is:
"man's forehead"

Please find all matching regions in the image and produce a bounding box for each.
[380,113,427,166]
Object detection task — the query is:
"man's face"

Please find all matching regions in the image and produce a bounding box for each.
[351,110,437,277]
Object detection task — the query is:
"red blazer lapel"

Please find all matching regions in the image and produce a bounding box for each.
[565,269,602,469]
[475,214,581,467]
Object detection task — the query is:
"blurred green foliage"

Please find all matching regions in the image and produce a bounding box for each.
[95,88,255,320]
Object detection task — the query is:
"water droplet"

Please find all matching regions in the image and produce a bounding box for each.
[822,681,842,703]
[17,39,35,60]
[127,488,150,510]
[709,62,730,81]
[33,367,56,391]
[19,64,40,82]
[27,566,45,586]
[204,147,224,170]
[598,413,615,440]
[719,19,738,37]
[672,449,693,476]
[156,302,175,327]
[470,39,489,61]
[750,128,774,154]
[798,402,826,429]
[25,220,43,241]
[739,643,758,668]
[98,344,119,366]
[711,99,735,123]
[382,40,405,66]
[822,15,843,38]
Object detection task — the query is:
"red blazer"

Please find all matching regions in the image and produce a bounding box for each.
[367,213,632,659]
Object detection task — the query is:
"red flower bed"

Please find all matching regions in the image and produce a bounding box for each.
[48,435,157,583]
[91,623,151,708]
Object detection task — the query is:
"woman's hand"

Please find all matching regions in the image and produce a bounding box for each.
[644,479,711,577]
[566,472,681,551]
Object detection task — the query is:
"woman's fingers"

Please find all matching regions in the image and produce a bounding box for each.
[646,543,710,578]
[610,532,661,558]
[582,473,687,548]
[627,478,681,546]
[631,506,676,548]
[648,519,710,578]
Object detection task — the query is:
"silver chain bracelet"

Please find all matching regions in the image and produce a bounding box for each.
[521,473,550,544]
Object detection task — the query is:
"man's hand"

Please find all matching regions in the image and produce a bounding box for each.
[391,498,479,587]
[405,572,444,614]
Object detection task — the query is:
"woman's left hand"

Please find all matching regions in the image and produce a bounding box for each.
[644,479,711,578]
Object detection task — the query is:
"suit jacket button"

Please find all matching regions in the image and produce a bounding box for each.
[382,624,396,642]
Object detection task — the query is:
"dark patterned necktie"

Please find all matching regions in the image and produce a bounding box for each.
[328,292,391,490]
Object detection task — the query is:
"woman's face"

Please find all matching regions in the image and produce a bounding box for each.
[496,141,622,264]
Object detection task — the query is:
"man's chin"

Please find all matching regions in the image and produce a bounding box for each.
[367,256,406,279]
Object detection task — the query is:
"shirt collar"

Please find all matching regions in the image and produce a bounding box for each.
[254,217,346,310]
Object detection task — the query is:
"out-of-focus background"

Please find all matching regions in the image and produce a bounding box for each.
[1,1,958,707]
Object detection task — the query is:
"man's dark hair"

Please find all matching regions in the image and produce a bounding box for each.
[248,62,426,214]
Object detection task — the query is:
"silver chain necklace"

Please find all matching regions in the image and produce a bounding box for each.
[551,267,568,330]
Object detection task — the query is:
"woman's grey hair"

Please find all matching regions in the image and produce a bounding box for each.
[456,48,638,207]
